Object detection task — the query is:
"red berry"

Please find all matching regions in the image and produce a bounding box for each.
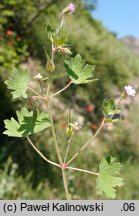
[6,30,13,36]
[86,106,92,112]
[61,123,66,129]
[91,124,97,129]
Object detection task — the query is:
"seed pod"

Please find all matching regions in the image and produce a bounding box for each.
[57,46,72,55]
[66,125,73,138]
[46,60,55,73]
[44,47,55,73]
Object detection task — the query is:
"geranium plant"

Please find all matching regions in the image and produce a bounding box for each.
[3,3,136,199]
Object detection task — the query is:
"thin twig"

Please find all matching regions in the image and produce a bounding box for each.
[39,80,44,95]
[61,168,71,200]
[46,74,52,97]
[50,81,72,98]
[26,136,60,168]
[64,142,71,164]
[67,118,105,165]
[67,166,98,176]
[44,14,71,200]
[27,87,42,97]
[116,96,123,109]
[29,95,46,101]
[47,101,63,164]
[64,132,74,163]
[46,86,70,200]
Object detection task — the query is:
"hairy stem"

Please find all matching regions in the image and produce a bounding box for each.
[47,100,70,199]
[56,14,65,35]
[26,136,60,167]
[64,132,74,163]
[67,166,98,176]
[61,168,70,200]
[64,142,71,163]
[44,16,70,199]
[46,74,52,97]
[67,118,105,165]
[28,87,42,97]
[50,81,72,98]
[116,96,123,109]
[39,80,44,95]
[47,101,62,164]
[47,79,70,200]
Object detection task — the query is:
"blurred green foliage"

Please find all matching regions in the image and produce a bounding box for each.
[0,0,139,199]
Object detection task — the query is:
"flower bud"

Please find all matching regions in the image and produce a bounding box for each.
[46,60,55,73]
[57,46,72,55]
[62,3,75,15]
[105,122,114,131]
[34,73,43,80]
[66,125,73,138]
[44,47,55,73]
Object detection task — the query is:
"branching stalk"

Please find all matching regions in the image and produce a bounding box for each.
[44,14,71,200]
[67,166,98,176]
[46,74,52,97]
[47,101,62,164]
[39,80,44,95]
[46,95,70,200]
[67,118,105,165]
[64,132,74,163]
[28,87,42,97]
[61,168,71,200]
[116,96,123,109]
[50,81,72,98]
[26,136,60,168]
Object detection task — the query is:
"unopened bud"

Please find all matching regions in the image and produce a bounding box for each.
[62,3,75,15]
[34,73,43,80]
[66,125,73,138]
[57,46,72,55]
[44,47,55,73]
[46,60,55,73]
[105,122,114,131]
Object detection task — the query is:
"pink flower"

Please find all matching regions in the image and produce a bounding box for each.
[124,85,136,97]
[62,3,75,15]
[68,3,75,12]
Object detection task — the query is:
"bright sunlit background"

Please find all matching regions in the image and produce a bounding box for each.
[93,0,139,38]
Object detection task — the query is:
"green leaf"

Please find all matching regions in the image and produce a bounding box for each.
[103,99,125,122]
[5,68,30,99]
[47,24,56,42]
[96,156,124,198]
[3,107,51,137]
[103,98,115,116]
[64,54,97,84]
[107,110,125,122]
[53,35,68,47]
